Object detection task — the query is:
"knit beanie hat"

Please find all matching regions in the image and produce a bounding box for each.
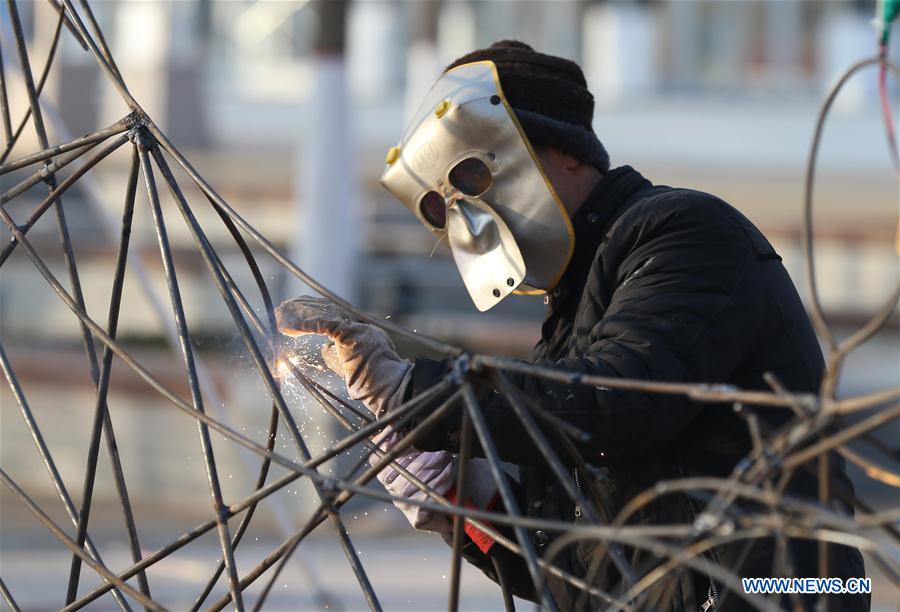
[445,40,610,172]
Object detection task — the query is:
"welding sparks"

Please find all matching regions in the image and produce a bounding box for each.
[275,357,293,378]
[275,336,332,382]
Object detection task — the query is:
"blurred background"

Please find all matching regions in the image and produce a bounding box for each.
[1,0,898,609]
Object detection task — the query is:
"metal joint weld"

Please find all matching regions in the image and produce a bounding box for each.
[450,352,475,384]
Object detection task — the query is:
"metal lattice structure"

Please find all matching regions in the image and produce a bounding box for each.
[1,1,898,610]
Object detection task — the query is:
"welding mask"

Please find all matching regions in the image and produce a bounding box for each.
[379,61,575,311]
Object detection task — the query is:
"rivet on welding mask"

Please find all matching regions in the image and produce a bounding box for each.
[385,146,401,165]
[434,99,451,118]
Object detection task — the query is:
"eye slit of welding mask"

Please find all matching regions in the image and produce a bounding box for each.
[448,156,492,197]
[418,190,447,229]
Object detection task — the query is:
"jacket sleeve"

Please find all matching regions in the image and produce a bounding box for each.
[410,195,770,465]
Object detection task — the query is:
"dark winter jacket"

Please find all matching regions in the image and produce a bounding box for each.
[408,166,868,611]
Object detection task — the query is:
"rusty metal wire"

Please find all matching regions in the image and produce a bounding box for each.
[0,1,897,610]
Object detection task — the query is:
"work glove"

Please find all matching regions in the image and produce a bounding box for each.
[275,296,412,417]
[277,297,500,540]
[373,427,499,534]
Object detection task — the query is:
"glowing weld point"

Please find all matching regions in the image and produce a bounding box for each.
[275,357,293,378]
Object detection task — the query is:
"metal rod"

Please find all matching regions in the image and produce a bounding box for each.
[489,369,636,586]
[104,146,153,604]
[0,117,129,175]
[283,369,450,472]
[0,342,128,609]
[7,0,102,403]
[189,405,280,611]
[0,44,12,145]
[833,386,900,414]
[0,134,105,205]
[75,0,124,83]
[64,143,150,605]
[460,384,559,612]
[0,576,20,612]
[495,376,590,443]
[0,469,162,611]
[0,5,64,162]
[207,195,278,331]
[65,516,228,611]
[5,179,884,612]
[7,2,132,608]
[837,284,900,357]
[802,56,900,351]
[59,0,136,111]
[1,206,870,547]
[0,127,137,604]
[96,146,154,603]
[138,143,245,611]
[228,386,466,612]
[0,0,67,163]
[0,132,130,267]
[189,196,289,611]
[146,121,459,357]
[238,384,470,610]
[45,0,89,50]
[211,522,326,612]
[149,143,382,612]
[784,404,900,469]
[475,354,816,410]
[447,408,473,612]
[7,0,54,151]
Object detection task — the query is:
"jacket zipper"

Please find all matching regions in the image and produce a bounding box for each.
[700,576,719,611]
[678,467,719,611]
[572,468,583,518]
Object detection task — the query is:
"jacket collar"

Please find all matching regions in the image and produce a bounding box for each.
[546,165,650,307]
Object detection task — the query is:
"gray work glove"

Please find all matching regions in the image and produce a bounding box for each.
[275,296,412,417]
[373,427,499,534]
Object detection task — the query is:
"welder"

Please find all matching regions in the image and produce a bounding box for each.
[277,41,869,611]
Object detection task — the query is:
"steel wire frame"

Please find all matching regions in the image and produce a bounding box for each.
[1,1,898,611]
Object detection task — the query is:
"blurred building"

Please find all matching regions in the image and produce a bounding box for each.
[2,0,897,353]
[1,1,897,584]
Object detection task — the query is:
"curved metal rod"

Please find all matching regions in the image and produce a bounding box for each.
[0,132,130,268]
[0,2,67,163]
[0,117,130,175]
[0,342,132,609]
[802,56,900,353]
[149,143,382,612]
[3,9,889,608]
[837,445,900,488]
[4,205,891,543]
[0,575,20,612]
[189,404,280,611]
[784,404,900,469]
[138,144,246,610]
[9,199,893,610]
[0,469,162,611]
[190,193,283,611]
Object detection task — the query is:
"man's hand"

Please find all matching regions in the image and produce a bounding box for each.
[374,428,457,532]
[373,427,499,535]
[275,296,412,417]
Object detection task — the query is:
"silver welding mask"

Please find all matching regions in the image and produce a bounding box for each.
[379,61,575,311]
